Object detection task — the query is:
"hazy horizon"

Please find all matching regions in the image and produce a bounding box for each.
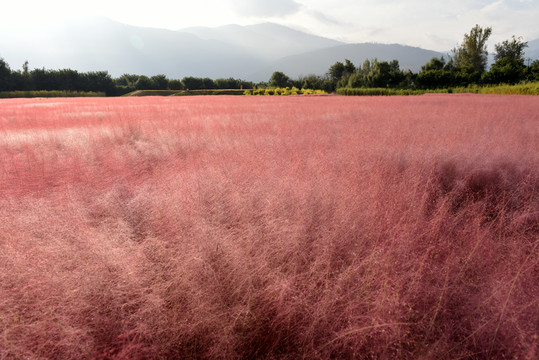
[1,0,538,52]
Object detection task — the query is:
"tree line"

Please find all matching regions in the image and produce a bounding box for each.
[0,61,256,96]
[317,25,539,91]
[1,25,538,96]
[253,26,539,93]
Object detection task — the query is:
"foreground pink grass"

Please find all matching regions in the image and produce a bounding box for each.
[0,95,538,359]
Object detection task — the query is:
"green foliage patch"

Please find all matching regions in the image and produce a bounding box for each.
[452,82,539,95]
[0,90,106,98]
[337,88,446,96]
[123,90,180,97]
[337,82,539,96]
[172,89,247,96]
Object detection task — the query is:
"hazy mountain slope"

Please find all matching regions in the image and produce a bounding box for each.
[525,39,539,62]
[180,23,344,60]
[0,17,265,79]
[0,16,453,81]
[250,43,445,81]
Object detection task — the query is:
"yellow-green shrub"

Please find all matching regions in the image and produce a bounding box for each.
[246,87,327,96]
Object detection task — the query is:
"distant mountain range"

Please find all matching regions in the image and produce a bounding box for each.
[525,39,539,63]
[0,17,537,82]
[180,23,344,62]
[250,43,444,81]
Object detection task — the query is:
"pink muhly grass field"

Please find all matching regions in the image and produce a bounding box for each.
[0,95,538,359]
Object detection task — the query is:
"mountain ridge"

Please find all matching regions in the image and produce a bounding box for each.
[1,17,537,82]
[180,23,345,61]
[249,43,446,81]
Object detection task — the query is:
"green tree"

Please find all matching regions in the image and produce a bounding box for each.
[328,61,345,83]
[388,60,404,86]
[30,68,48,90]
[453,24,492,73]
[417,70,453,89]
[135,75,154,90]
[364,60,404,88]
[483,35,528,84]
[86,71,115,94]
[421,57,446,72]
[443,57,455,71]
[360,59,372,75]
[453,67,481,86]
[269,71,290,87]
[494,36,528,62]
[201,78,216,89]
[0,57,13,91]
[54,69,81,91]
[334,59,357,88]
[366,60,390,87]
[168,79,184,90]
[182,76,204,90]
[298,74,332,92]
[346,72,366,88]
[484,57,526,84]
[215,78,237,89]
[115,74,139,89]
[22,61,29,77]
[417,57,454,89]
[239,80,255,90]
[343,59,356,75]
[527,60,539,81]
[151,74,169,90]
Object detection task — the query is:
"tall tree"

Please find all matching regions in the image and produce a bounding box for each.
[343,59,356,75]
[22,61,29,77]
[201,78,216,89]
[135,75,154,90]
[360,59,371,75]
[484,57,526,84]
[494,36,528,62]
[453,25,492,73]
[483,35,528,85]
[328,61,345,83]
[0,58,12,91]
[269,71,290,88]
[86,71,115,94]
[168,79,184,90]
[151,74,169,90]
[182,76,204,90]
[527,60,539,81]
[215,78,238,89]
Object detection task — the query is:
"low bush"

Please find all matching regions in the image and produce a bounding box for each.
[244,87,327,96]
[124,90,181,97]
[452,82,539,95]
[338,81,539,96]
[0,90,106,98]
[172,89,247,96]
[337,88,451,96]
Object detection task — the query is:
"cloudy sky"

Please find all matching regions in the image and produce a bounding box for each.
[1,0,538,51]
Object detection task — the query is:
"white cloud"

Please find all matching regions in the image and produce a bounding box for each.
[230,0,301,17]
[287,0,539,51]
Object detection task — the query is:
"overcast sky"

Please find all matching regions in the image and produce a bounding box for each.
[1,0,538,51]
